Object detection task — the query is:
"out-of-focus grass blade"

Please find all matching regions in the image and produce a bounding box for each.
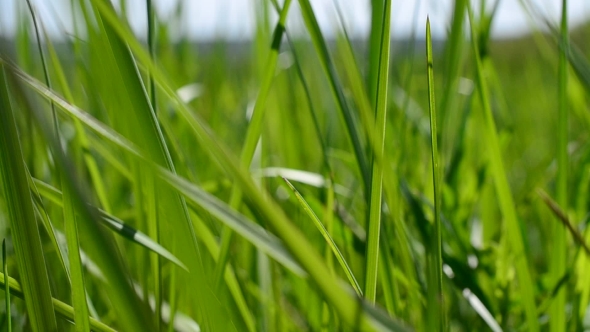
[31,177,189,271]
[282,178,362,296]
[537,189,590,256]
[467,5,539,330]
[364,0,391,303]
[0,67,57,331]
[297,0,371,194]
[0,269,114,332]
[2,240,11,332]
[213,0,293,289]
[425,18,445,331]
[192,214,256,332]
[24,1,91,329]
[160,171,306,277]
[549,1,569,330]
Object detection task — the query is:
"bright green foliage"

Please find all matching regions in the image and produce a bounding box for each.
[0,0,589,331]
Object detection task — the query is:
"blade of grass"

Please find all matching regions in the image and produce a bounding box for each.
[364,0,391,302]
[425,17,445,331]
[31,177,188,271]
[146,1,162,329]
[550,0,568,330]
[0,66,58,331]
[213,0,293,289]
[2,240,11,332]
[5,68,155,332]
[0,269,114,332]
[297,0,371,195]
[537,189,590,256]
[282,178,362,296]
[467,5,539,330]
[24,1,91,329]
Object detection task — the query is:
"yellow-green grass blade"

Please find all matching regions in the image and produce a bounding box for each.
[550,0,568,330]
[282,178,362,296]
[467,5,539,330]
[3,240,11,332]
[364,0,391,303]
[0,67,58,331]
[0,269,115,332]
[213,0,293,289]
[425,18,445,331]
[31,178,188,271]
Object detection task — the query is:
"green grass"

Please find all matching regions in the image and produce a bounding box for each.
[0,0,589,330]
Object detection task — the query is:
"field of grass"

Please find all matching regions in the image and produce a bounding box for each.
[1,0,590,331]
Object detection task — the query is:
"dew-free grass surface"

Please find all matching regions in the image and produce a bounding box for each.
[1,0,590,331]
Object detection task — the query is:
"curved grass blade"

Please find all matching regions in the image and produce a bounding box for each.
[0,270,114,332]
[31,178,188,271]
[282,178,362,296]
[425,18,445,331]
[3,240,11,332]
[0,67,58,331]
[467,5,539,330]
[364,0,391,302]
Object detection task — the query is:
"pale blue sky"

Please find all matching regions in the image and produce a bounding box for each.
[1,0,588,40]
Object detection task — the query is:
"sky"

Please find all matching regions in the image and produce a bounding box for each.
[0,0,589,41]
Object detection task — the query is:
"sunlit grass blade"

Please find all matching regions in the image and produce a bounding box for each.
[467,5,539,330]
[550,1,568,330]
[364,0,391,302]
[0,67,57,331]
[425,17,445,331]
[282,178,362,296]
[2,240,11,332]
[31,177,188,271]
[0,269,114,332]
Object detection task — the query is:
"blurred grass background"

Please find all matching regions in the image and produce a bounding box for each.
[0,0,590,331]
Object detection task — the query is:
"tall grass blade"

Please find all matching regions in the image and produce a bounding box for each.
[297,0,371,194]
[550,0,568,330]
[0,67,57,331]
[24,1,91,329]
[467,5,539,330]
[425,18,445,331]
[213,0,293,289]
[364,0,391,302]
